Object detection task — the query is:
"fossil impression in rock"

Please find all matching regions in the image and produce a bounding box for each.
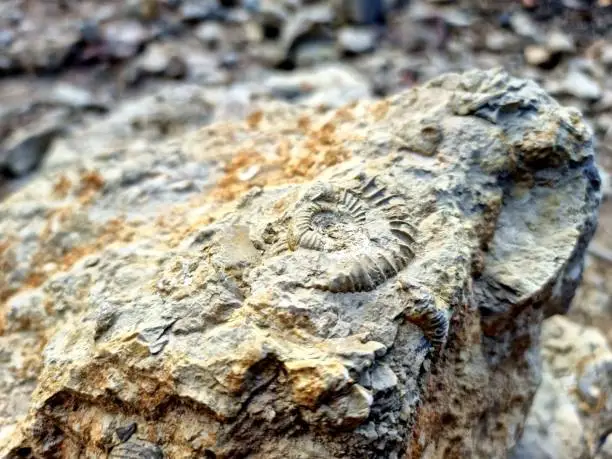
[287,175,417,293]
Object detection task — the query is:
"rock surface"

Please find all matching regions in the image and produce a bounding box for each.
[0,69,601,458]
[512,316,612,459]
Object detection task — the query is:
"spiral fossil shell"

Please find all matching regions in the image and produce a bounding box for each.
[287,176,417,293]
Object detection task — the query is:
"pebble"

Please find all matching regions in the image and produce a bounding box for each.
[509,11,540,40]
[195,22,224,50]
[133,43,188,80]
[370,364,398,393]
[294,40,337,67]
[282,4,334,52]
[594,91,612,113]
[338,27,377,55]
[546,30,575,53]
[264,64,371,107]
[48,84,102,110]
[1,125,65,177]
[485,30,513,52]
[166,56,187,79]
[180,0,221,22]
[0,29,14,47]
[137,43,174,74]
[243,0,260,12]
[103,20,150,59]
[600,42,612,67]
[80,20,102,44]
[439,8,474,28]
[524,45,552,67]
[0,56,14,72]
[337,0,385,25]
[563,70,602,101]
[139,0,161,21]
[219,51,240,69]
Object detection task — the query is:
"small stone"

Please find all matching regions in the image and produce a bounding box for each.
[439,8,474,27]
[103,21,150,59]
[265,64,371,107]
[11,21,81,71]
[338,27,377,55]
[370,364,398,393]
[524,45,552,67]
[194,22,224,50]
[594,91,612,113]
[600,42,612,67]
[165,56,187,79]
[1,124,65,178]
[0,29,14,47]
[139,0,160,21]
[282,4,334,60]
[6,291,46,332]
[163,0,182,9]
[219,51,240,69]
[137,43,172,74]
[49,84,103,110]
[498,11,513,28]
[328,385,373,428]
[80,20,102,44]
[294,40,337,67]
[180,0,220,22]
[243,0,260,12]
[337,0,385,25]
[563,70,602,101]
[356,422,379,441]
[509,11,540,40]
[135,43,187,79]
[546,30,575,54]
[485,31,517,52]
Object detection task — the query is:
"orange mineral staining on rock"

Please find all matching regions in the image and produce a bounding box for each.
[370,100,390,121]
[78,170,105,204]
[211,116,351,202]
[52,175,72,199]
[246,110,264,129]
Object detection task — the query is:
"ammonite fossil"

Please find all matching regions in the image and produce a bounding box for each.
[287,175,417,293]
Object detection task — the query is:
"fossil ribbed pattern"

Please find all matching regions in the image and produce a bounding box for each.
[287,176,417,293]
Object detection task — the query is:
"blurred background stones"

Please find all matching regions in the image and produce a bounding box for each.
[0,1,612,457]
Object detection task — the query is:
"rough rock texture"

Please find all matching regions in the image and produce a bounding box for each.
[0,69,601,458]
[512,316,612,459]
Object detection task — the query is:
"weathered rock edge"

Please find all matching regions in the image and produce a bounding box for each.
[1,69,601,458]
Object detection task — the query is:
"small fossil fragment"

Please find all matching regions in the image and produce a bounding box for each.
[404,302,449,352]
[287,176,417,293]
[398,280,450,352]
[109,439,164,459]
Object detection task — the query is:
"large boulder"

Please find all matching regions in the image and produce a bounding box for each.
[0,69,601,458]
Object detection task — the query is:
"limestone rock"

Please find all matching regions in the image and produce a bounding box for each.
[511,316,612,459]
[0,69,601,458]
